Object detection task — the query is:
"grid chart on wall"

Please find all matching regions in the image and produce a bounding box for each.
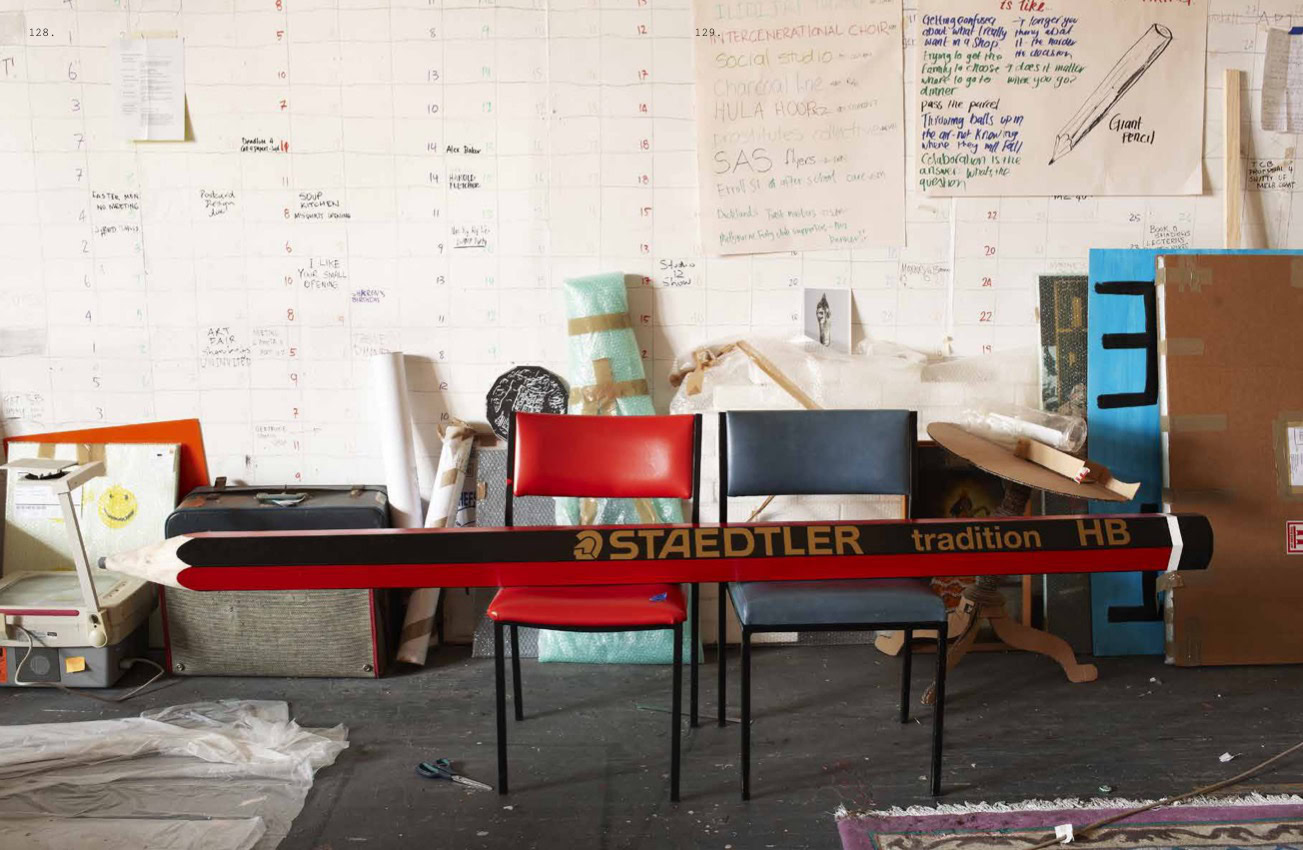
[0,0,1301,492]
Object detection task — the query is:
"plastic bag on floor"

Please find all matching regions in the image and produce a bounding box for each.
[0,700,346,850]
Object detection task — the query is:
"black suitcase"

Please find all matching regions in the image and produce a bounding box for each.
[161,482,393,677]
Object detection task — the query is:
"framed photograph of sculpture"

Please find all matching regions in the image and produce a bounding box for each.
[802,288,852,354]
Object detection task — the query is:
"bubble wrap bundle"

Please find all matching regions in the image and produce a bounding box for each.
[668,337,1039,641]
[543,272,692,664]
[669,336,1038,424]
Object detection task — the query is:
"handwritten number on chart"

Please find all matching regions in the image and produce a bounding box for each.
[979,311,993,323]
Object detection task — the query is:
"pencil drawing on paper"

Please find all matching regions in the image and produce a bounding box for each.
[1049,23,1174,165]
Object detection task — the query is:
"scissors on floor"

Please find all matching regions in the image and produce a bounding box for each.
[417,758,493,791]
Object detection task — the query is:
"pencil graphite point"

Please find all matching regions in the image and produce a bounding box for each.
[1049,134,1072,165]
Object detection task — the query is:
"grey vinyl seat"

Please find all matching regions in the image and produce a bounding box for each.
[717,409,947,800]
[727,578,944,628]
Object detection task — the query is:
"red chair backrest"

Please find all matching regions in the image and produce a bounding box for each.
[511,413,699,500]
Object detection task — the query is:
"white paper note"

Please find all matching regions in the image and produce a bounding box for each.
[1262,29,1303,133]
[12,483,61,521]
[693,0,905,254]
[0,12,24,46]
[112,37,186,141]
[916,0,1208,196]
[1288,424,1303,487]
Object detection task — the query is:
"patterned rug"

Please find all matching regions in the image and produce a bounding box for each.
[837,794,1303,850]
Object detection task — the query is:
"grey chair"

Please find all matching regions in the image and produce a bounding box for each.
[716,409,947,800]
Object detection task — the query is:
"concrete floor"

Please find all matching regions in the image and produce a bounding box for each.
[3,645,1302,849]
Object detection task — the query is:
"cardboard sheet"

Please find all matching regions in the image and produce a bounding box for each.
[1159,253,1303,665]
[927,423,1128,503]
[916,0,1208,196]
[692,0,905,253]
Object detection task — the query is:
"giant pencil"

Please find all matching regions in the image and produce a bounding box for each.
[103,514,1211,591]
[1049,24,1173,165]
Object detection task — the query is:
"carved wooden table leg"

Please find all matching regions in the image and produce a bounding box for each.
[921,482,1098,705]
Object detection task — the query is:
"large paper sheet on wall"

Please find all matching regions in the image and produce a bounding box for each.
[916,0,1208,196]
[693,0,905,254]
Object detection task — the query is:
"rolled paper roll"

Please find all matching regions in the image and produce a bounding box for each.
[397,419,476,666]
[370,352,423,529]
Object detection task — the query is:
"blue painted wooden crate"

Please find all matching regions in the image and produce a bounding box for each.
[1087,249,1303,656]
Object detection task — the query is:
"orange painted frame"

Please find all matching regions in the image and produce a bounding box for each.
[5,419,210,502]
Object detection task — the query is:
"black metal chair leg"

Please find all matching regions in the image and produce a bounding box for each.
[900,628,913,723]
[690,583,699,728]
[671,622,683,802]
[510,624,523,721]
[930,620,947,797]
[740,628,751,801]
[494,622,508,794]
[718,583,727,727]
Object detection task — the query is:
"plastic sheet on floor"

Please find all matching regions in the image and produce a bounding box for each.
[0,700,347,850]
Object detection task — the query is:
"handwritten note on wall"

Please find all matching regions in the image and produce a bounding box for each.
[1262,28,1303,132]
[693,0,905,254]
[916,0,1207,196]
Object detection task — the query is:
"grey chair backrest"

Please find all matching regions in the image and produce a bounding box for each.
[718,410,917,523]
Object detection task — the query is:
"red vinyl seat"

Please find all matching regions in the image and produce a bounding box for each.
[492,411,703,804]
[488,584,687,628]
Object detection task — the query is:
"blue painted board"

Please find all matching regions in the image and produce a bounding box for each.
[1087,249,1303,656]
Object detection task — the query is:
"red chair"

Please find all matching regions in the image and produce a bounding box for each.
[490,412,703,801]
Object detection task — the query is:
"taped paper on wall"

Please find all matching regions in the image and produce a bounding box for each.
[111,37,185,141]
[0,12,23,45]
[692,0,905,252]
[916,0,1207,195]
[1262,28,1303,133]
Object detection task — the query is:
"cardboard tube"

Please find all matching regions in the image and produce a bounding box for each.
[397,419,476,665]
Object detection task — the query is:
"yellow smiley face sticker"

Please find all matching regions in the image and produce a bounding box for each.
[98,485,138,529]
